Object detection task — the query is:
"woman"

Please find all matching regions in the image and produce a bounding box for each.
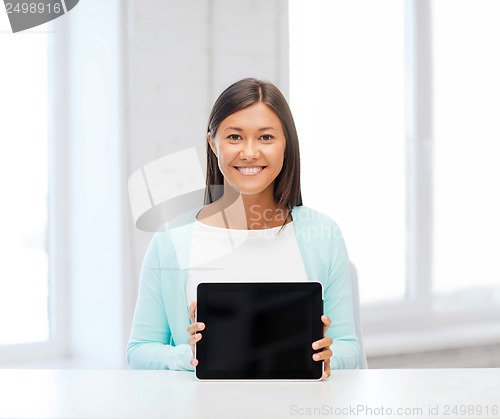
[126,78,360,378]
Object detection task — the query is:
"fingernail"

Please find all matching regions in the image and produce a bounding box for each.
[313,354,320,361]
[198,323,203,329]
[313,343,319,349]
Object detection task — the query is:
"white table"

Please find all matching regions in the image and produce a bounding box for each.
[0,369,498,419]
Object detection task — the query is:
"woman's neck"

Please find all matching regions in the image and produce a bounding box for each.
[200,190,290,230]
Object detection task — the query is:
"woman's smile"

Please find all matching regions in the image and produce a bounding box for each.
[233,165,267,176]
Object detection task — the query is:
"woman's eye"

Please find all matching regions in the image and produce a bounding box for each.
[228,134,241,141]
[260,135,273,141]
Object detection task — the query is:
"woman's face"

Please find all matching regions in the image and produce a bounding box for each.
[208,102,286,201]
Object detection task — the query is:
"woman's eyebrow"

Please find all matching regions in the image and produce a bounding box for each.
[223,126,277,132]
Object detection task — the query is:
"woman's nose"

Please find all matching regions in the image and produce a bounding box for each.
[239,140,260,160]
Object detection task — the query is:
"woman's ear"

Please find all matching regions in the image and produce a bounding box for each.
[207,133,218,157]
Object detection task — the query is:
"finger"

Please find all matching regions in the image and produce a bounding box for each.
[189,301,197,323]
[190,358,199,367]
[322,315,331,335]
[322,358,331,380]
[312,336,333,351]
[312,348,332,362]
[188,332,203,347]
[187,322,205,335]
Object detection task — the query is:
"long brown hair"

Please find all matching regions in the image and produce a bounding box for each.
[204,78,303,212]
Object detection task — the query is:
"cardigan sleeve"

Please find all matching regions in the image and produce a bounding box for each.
[323,221,361,369]
[293,207,361,369]
[126,233,193,371]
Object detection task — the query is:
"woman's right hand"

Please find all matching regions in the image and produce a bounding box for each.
[187,301,205,367]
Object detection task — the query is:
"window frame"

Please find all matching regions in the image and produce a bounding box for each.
[288,0,500,358]
[363,0,500,356]
[0,19,69,364]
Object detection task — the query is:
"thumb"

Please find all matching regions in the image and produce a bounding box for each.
[322,315,331,336]
[189,301,197,323]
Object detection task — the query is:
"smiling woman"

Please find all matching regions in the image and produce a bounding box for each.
[126,78,362,378]
[203,78,302,231]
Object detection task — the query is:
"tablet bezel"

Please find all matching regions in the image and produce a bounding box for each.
[195,282,324,381]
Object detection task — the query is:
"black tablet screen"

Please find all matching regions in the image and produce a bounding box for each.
[196,282,323,380]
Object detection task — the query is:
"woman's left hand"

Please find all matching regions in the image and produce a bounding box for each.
[312,315,333,380]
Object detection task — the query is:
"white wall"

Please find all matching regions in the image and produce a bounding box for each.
[124,0,290,346]
[61,0,125,368]
[0,0,288,370]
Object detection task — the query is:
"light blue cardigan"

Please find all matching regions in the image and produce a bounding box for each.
[126,206,360,371]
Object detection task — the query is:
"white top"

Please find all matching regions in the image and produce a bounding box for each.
[185,220,309,306]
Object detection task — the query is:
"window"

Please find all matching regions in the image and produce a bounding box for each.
[289,0,500,351]
[0,17,49,345]
[432,0,500,298]
[289,0,406,304]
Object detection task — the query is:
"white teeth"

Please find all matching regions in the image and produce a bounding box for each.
[236,166,263,175]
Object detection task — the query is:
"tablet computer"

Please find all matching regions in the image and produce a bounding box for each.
[195,282,324,380]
